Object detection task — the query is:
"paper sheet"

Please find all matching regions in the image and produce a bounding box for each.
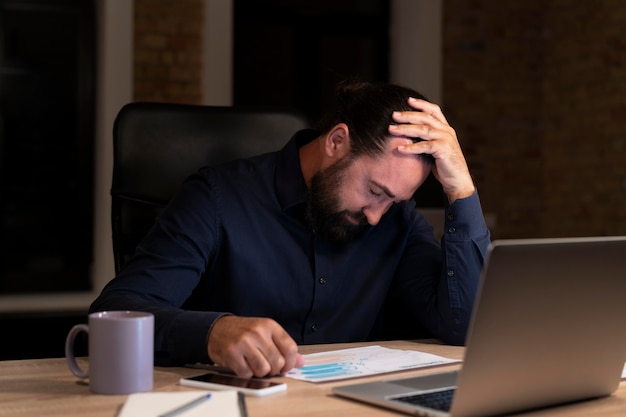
[118,390,244,417]
[285,345,460,383]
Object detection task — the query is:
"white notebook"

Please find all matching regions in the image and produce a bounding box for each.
[118,390,245,417]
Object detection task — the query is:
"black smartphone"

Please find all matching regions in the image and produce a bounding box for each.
[179,372,287,396]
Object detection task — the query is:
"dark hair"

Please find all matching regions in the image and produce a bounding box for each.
[314,79,433,163]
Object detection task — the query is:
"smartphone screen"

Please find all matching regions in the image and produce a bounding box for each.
[180,373,287,396]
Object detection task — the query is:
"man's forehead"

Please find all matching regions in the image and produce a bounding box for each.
[354,146,430,200]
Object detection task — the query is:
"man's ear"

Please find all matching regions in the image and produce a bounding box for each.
[324,123,351,158]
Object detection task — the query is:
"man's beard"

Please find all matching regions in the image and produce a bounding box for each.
[305,156,369,243]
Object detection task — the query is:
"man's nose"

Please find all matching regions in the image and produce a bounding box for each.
[362,203,391,226]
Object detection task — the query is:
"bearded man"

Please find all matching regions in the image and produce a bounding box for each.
[90,80,491,378]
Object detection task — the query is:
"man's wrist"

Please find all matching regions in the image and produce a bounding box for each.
[446,186,475,203]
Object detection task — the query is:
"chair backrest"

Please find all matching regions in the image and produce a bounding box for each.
[111,102,311,274]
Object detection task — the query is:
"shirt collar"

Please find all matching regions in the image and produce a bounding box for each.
[275,129,319,211]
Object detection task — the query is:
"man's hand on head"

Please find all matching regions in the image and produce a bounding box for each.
[389,97,475,203]
[207,315,305,378]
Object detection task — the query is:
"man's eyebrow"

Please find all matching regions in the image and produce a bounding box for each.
[370,180,396,199]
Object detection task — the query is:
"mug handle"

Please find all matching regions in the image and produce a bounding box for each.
[65,324,89,378]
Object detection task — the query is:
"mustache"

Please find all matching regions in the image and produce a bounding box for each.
[343,210,368,225]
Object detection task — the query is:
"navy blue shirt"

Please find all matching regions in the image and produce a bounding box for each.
[90,130,491,366]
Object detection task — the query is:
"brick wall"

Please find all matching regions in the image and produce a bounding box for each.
[134,0,204,104]
[133,1,626,239]
[540,1,626,238]
[443,1,626,238]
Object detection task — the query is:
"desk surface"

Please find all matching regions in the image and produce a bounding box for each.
[1,340,624,417]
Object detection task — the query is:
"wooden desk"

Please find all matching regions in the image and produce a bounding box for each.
[1,340,624,417]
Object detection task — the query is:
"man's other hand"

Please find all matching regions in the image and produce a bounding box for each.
[207,315,305,378]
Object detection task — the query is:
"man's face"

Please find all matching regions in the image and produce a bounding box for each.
[306,138,431,243]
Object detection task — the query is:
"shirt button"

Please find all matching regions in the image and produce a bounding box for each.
[319,276,327,284]
[311,324,318,332]
[447,213,455,221]
[448,226,456,234]
[447,269,455,277]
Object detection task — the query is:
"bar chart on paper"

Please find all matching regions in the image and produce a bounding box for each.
[286,345,460,382]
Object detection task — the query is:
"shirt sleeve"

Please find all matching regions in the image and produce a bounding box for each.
[439,192,491,343]
[394,191,491,345]
[89,170,226,366]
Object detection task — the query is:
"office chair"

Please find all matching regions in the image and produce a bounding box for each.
[111,102,311,274]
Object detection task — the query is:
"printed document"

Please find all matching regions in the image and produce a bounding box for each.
[286,345,459,383]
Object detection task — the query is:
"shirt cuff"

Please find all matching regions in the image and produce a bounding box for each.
[444,191,488,241]
[168,310,224,365]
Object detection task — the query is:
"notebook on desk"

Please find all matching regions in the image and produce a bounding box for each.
[333,236,626,417]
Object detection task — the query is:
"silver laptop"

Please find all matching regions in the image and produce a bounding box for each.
[333,236,626,417]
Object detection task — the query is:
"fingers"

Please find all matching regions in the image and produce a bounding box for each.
[273,330,303,375]
[389,97,475,202]
[407,97,448,124]
[294,353,306,368]
[389,110,456,160]
[207,315,302,378]
[389,97,457,158]
[389,100,451,144]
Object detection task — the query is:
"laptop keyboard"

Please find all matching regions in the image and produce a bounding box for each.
[392,388,455,412]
